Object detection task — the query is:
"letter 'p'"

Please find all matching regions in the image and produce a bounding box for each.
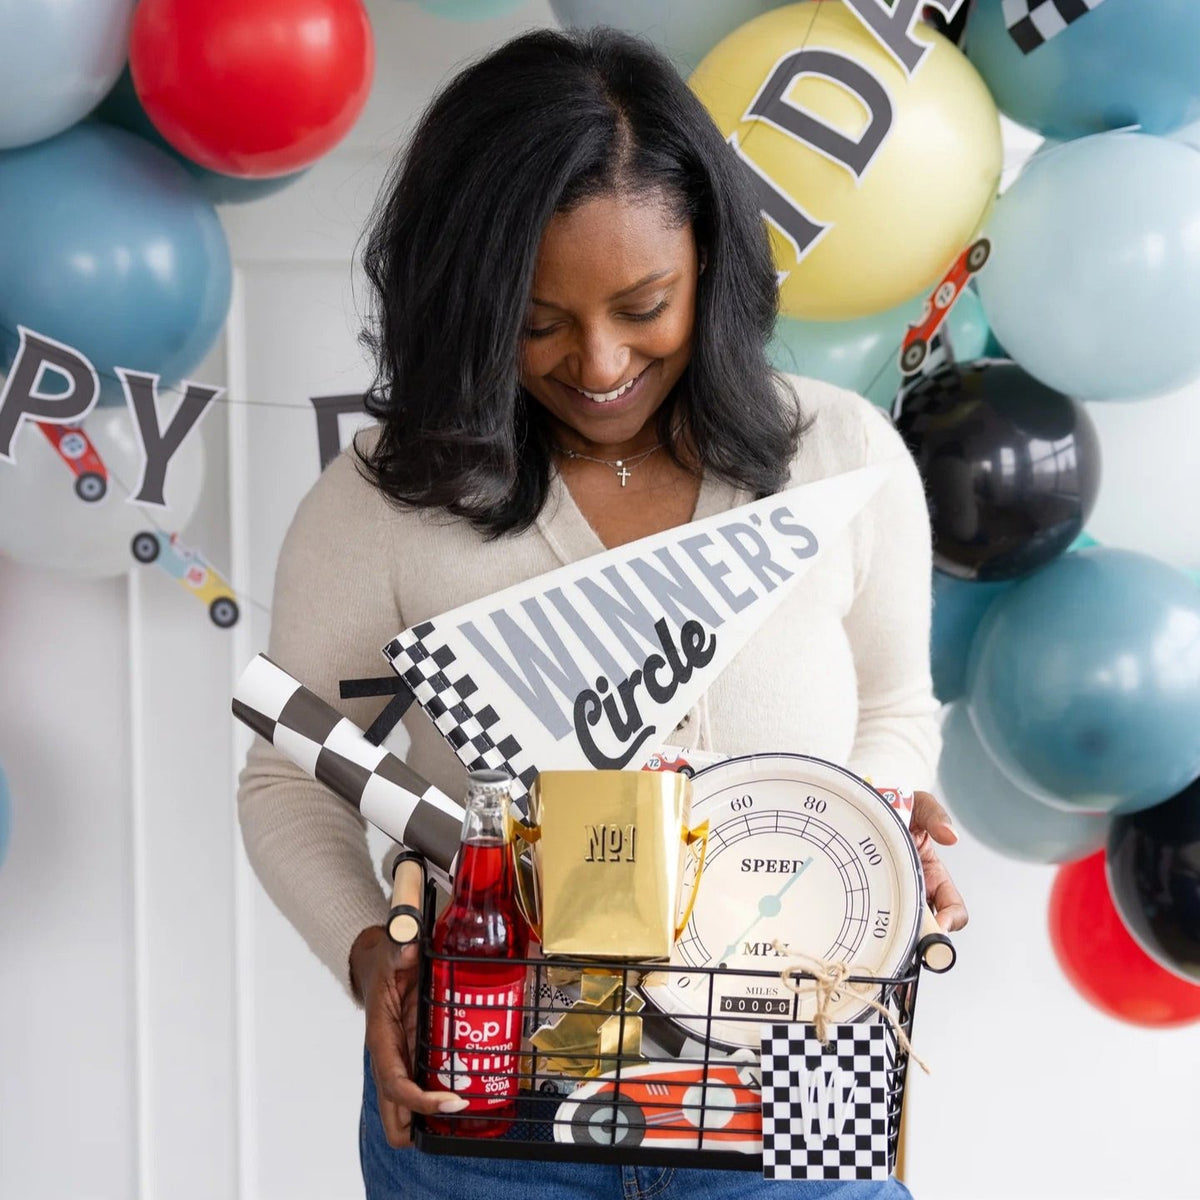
[0,327,99,460]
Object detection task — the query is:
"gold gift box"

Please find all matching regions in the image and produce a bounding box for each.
[515,770,706,959]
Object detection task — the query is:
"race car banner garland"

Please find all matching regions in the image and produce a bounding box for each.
[383,462,892,805]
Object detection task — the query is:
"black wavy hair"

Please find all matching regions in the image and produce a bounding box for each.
[358,26,801,537]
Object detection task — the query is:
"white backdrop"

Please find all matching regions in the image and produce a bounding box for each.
[1,3,1198,1198]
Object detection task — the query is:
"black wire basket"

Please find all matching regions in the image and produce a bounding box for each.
[413,884,951,1173]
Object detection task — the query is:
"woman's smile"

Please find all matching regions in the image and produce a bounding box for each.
[552,364,654,416]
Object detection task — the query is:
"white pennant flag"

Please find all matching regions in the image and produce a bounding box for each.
[383,463,893,804]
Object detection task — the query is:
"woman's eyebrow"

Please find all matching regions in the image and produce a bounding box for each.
[531,268,674,309]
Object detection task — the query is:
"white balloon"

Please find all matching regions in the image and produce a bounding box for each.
[0,406,205,579]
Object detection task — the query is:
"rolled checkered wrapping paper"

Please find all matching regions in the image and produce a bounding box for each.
[233,653,463,889]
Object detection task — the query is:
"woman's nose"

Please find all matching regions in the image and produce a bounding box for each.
[571,327,632,392]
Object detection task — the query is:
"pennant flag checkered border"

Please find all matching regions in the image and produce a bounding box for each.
[384,623,540,808]
[1002,0,1108,53]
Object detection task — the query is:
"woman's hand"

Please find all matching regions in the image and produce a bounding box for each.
[350,925,468,1148]
[910,791,969,933]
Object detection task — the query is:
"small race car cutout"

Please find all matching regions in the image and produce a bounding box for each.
[553,1057,762,1152]
[641,750,696,778]
[130,530,240,628]
[37,422,108,502]
[899,237,991,375]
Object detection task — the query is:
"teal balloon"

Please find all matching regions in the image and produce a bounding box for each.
[0,0,133,150]
[939,703,1107,864]
[417,0,524,19]
[943,287,990,364]
[0,760,9,869]
[549,0,786,74]
[976,132,1200,402]
[0,123,231,407]
[965,0,1200,139]
[770,287,990,409]
[930,570,1012,704]
[966,548,1200,815]
[93,68,307,206]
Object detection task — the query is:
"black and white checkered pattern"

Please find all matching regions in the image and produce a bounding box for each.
[233,654,462,885]
[1002,0,1108,53]
[384,624,540,810]
[760,1023,892,1181]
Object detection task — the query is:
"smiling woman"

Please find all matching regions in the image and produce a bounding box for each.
[237,23,957,1200]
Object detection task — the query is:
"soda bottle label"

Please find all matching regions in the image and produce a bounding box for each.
[429,972,525,1108]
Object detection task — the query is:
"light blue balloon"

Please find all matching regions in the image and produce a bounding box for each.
[0,0,133,150]
[965,0,1200,139]
[0,123,231,406]
[966,548,1200,815]
[939,703,1107,864]
[976,132,1200,402]
[0,760,9,869]
[417,0,524,19]
[770,287,991,409]
[549,0,786,74]
[930,570,1012,705]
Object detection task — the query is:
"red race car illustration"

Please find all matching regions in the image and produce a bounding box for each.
[641,750,695,778]
[553,1057,762,1152]
[37,422,108,502]
[130,530,240,628]
[899,237,991,376]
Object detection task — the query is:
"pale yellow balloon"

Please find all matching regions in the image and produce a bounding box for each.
[690,1,1001,320]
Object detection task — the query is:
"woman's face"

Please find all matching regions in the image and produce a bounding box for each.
[520,188,699,453]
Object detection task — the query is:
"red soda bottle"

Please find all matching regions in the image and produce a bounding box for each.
[426,769,529,1137]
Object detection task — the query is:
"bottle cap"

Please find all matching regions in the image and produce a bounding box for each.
[465,769,512,800]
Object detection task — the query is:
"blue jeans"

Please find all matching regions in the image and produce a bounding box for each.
[360,1052,915,1200]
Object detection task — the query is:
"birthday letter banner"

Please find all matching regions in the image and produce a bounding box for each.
[383,463,893,805]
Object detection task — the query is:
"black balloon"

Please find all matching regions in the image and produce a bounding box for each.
[893,358,1102,581]
[1108,776,1200,984]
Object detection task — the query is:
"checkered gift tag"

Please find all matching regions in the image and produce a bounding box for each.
[384,623,540,811]
[1003,0,1109,54]
[760,1023,893,1181]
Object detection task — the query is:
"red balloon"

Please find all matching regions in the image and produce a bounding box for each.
[1048,852,1200,1028]
[129,0,374,178]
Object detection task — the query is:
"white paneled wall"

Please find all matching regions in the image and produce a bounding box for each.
[2,3,1199,1198]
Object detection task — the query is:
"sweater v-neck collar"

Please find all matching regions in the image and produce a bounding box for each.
[535,468,743,567]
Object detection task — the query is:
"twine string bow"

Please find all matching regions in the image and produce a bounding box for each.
[771,939,930,1075]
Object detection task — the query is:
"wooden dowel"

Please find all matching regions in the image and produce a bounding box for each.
[918,904,955,972]
[387,853,426,945]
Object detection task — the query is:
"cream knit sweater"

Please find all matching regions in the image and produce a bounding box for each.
[237,378,941,991]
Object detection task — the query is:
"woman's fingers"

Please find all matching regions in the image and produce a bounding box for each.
[374,1081,467,1148]
[378,1095,412,1148]
[908,790,968,931]
[920,844,969,931]
[365,974,466,1147]
[911,790,958,846]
